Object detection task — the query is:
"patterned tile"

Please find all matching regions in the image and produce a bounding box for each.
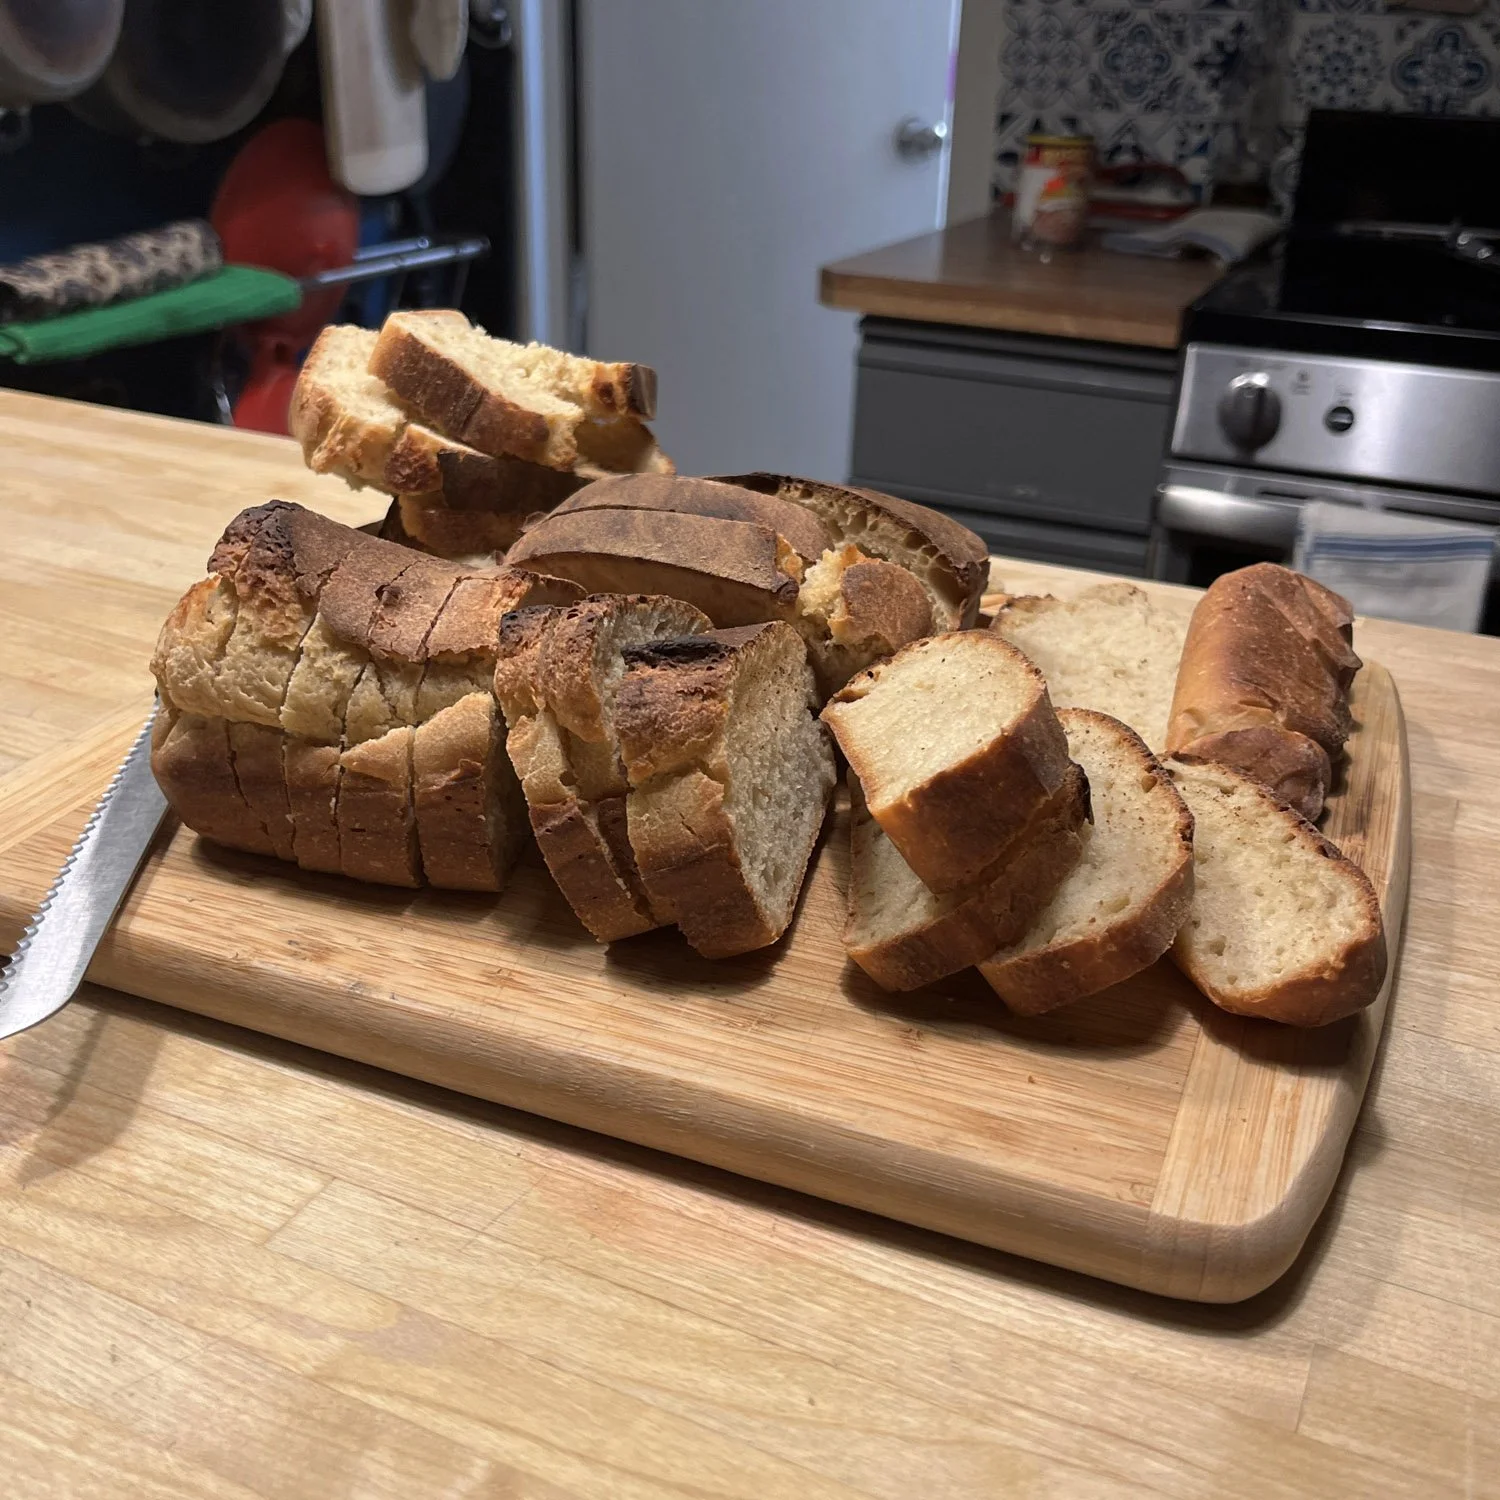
[992,0,1500,206]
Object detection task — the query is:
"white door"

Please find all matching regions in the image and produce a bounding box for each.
[577,0,959,482]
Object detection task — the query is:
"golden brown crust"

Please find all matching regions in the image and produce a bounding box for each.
[832,558,933,653]
[283,739,342,874]
[1171,726,1331,822]
[337,726,421,887]
[506,711,658,941]
[151,707,277,857]
[980,711,1195,1014]
[717,473,990,629]
[412,692,522,892]
[844,765,1090,992]
[822,633,1072,895]
[506,509,801,627]
[550,473,835,564]
[1166,563,1361,815]
[370,311,556,465]
[228,721,296,861]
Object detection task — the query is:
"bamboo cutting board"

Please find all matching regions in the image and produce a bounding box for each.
[0,663,1408,1303]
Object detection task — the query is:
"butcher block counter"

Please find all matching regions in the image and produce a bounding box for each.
[0,389,1497,1498]
[819,213,1221,350]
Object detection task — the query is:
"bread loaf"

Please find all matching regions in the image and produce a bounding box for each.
[979,710,1194,1013]
[821,632,1074,895]
[1166,563,1361,820]
[615,623,837,958]
[151,500,581,889]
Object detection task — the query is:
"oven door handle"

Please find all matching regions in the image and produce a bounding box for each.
[1155,486,1302,549]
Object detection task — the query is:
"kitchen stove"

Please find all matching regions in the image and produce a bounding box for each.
[1153,110,1500,598]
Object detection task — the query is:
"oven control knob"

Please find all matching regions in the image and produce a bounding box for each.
[1218,373,1282,450]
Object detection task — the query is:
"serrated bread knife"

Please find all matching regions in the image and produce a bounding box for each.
[0,708,167,1042]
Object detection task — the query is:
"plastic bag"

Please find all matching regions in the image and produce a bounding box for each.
[1293,500,1495,633]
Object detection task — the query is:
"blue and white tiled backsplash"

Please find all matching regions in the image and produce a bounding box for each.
[993,0,1500,210]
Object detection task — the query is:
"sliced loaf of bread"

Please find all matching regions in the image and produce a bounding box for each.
[1167,758,1387,1026]
[821,631,1073,894]
[615,623,836,958]
[979,710,1194,1013]
[844,764,1090,992]
[989,582,1187,753]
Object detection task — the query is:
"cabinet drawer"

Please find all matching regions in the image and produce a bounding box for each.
[851,326,1175,537]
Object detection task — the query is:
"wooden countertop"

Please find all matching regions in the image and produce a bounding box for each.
[820,213,1223,349]
[1,389,1497,1498]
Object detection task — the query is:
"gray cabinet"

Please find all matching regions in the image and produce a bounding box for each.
[848,318,1178,574]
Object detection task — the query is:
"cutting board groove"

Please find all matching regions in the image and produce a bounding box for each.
[0,662,1409,1302]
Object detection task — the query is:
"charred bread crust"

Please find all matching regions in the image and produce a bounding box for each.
[538,593,713,745]
[613,626,775,785]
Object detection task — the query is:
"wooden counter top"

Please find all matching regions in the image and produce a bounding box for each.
[1,390,1497,1497]
[821,213,1223,349]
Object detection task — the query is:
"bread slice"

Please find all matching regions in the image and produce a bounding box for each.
[821,632,1072,894]
[844,764,1090,992]
[506,506,802,627]
[494,595,712,941]
[990,582,1188,754]
[979,710,1194,1013]
[717,473,990,632]
[1167,757,1387,1026]
[615,623,836,958]
[369,310,657,468]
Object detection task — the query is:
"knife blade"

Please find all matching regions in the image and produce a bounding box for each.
[0,706,168,1042]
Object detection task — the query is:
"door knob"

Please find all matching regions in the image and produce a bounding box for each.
[893,115,948,160]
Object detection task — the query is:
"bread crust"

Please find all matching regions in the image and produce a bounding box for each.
[845,766,1090,992]
[979,710,1195,1014]
[1166,563,1361,818]
[550,473,834,564]
[152,502,582,888]
[717,473,990,629]
[822,633,1073,895]
[506,509,801,627]
[1167,757,1387,1026]
[371,311,557,465]
[413,691,523,892]
[616,622,833,958]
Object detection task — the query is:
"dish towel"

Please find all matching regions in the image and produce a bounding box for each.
[1293,500,1495,633]
[0,266,303,364]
